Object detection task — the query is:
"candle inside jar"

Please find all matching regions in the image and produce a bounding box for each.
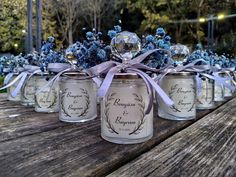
[196,76,215,109]
[101,73,153,144]
[7,74,21,101]
[21,74,36,106]
[35,74,59,113]
[158,72,196,120]
[59,72,97,123]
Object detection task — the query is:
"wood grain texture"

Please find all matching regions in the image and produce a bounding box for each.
[107,97,236,177]
[0,93,232,177]
[0,94,67,142]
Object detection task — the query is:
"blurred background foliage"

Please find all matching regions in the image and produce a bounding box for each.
[0,0,236,55]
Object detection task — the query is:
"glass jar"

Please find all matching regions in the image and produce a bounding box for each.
[233,71,236,96]
[21,74,36,106]
[34,73,59,113]
[7,74,21,101]
[214,84,224,102]
[158,72,196,120]
[59,72,97,122]
[196,76,215,109]
[101,73,153,144]
[223,71,234,97]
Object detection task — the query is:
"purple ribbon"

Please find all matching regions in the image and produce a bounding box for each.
[3,73,14,85]
[211,66,236,91]
[154,59,210,82]
[36,63,74,95]
[89,49,174,114]
[3,67,24,85]
[36,63,99,96]
[155,59,235,92]
[0,65,41,98]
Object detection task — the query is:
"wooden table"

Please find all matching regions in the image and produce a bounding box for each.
[0,93,235,177]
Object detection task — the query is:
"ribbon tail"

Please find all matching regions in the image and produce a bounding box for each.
[88,61,117,76]
[126,68,153,114]
[211,73,235,91]
[83,69,102,86]
[131,49,171,64]
[195,73,202,95]
[92,77,102,87]
[97,67,119,98]
[11,73,28,97]
[128,68,174,106]
[36,68,71,95]
[0,72,25,91]
[4,73,14,85]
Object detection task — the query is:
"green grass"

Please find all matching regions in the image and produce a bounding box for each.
[0,76,6,93]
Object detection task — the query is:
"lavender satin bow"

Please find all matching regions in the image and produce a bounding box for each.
[211,66,236,90]
[154,59,210,82]
[155,59,235,92]
[36,63,75,95]
[36,63,98,95]
[3,67,24,85]
[0,65,41,97]
[89,49,174,114]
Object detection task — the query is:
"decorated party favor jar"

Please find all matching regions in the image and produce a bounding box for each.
[214,83,224,102]
[21,74,36,106]
[59,72,97,122]
[232,71,236,96]
[213,72,224,102]
[101,73,153,144]
[6,73,21,101]
[223,71,234,97]
[35,73,59,113]
[158,72,196,120]
[196,75,215,109]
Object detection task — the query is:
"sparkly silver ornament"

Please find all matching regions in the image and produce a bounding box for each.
[170,44,190,65]
[111,31,141,62]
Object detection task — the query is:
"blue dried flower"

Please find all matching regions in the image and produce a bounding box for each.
[41,36,55,55]
[195,43,203,50]
[108,30,117,39]
[114,25,122,32]
[156,27,166,38]
[86,31,96,41]
[97,32,102,37]
[66,41,88,65]
[156,39,165,48]
[48,36,55,43]
[164,35,171,42]
[97,49,107,62]
[146,35,155,42]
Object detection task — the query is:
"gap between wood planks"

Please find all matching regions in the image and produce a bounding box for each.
[107,97,236,177]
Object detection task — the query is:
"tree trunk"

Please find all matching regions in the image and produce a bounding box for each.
[196,0,204,42]
[68,1,73,45]
[98,0,101,32]
[36,0,42,53]
[68,28,73,45]
[94,0,97,29]
[27,0,33,53]
[98,13,101,32]
[175,23,182,43]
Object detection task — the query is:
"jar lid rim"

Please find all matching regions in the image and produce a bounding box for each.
[62,71,88,77]
[166,71,196,76]
[101,72,141,79]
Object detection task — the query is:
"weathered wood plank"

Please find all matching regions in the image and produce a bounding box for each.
[0,100,229,177]
[0,94,66,141]
[0,92,233,176]
[0,92,227,143]
[107,98,236,177]
[0,93,7,99]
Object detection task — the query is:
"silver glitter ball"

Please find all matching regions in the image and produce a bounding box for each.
[111,31,141,61]
[170,44,190,64]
